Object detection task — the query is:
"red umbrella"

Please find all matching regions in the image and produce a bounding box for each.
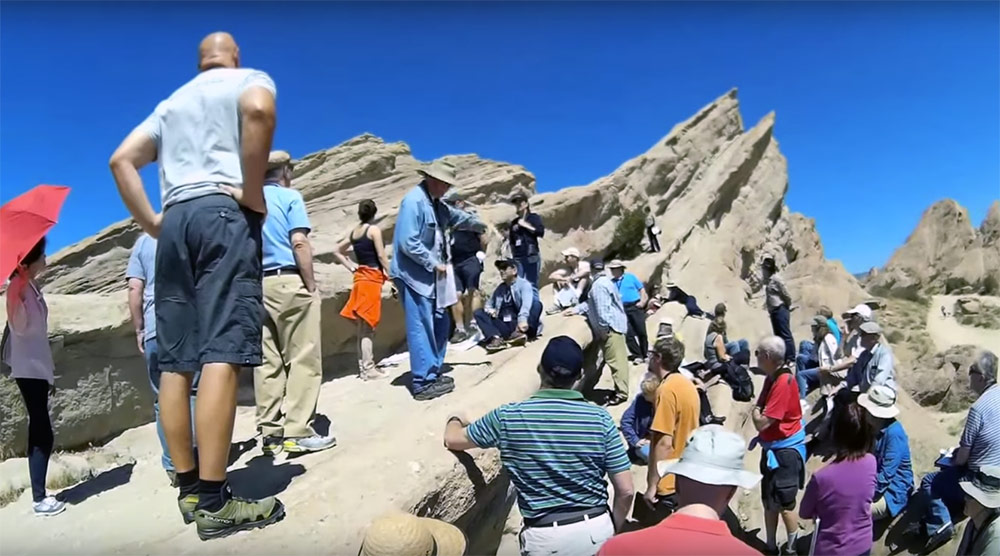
[1,185,71,280]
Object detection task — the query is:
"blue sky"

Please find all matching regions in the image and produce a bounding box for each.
[2,1,997,273]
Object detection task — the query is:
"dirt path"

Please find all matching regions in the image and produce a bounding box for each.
[925,295,1000,354]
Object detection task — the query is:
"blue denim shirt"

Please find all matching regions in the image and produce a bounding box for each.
[390,182,485,298]
[873,420,913,517]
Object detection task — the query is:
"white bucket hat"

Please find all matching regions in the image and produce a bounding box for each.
[857,385,900,419]
[657,425,761,489]
[561,247,581,258]
[960,466,1000,509]
[419,160,458,188]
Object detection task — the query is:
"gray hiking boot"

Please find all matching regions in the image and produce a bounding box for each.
[283,434,337,454]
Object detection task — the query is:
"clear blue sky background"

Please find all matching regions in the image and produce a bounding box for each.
[2,1,997,272]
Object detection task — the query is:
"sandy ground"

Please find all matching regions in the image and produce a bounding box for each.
[925,295,1000,354]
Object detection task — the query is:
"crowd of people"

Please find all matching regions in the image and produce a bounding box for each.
[2,31,998,556]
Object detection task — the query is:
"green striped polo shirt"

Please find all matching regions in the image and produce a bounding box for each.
[466,389,631,519]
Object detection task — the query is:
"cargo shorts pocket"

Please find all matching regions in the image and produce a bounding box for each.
[234,278,264,349]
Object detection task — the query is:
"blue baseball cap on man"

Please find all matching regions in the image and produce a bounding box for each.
[540,336,584,383]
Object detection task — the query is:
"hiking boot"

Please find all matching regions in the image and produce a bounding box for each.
[450,328,469,344]
[261,436,283,457]
[32,496,66,517]
[413,379,455,401]
[194,495,285,541]
[507,332,527,347]
[921,523,954,555]
[284,434,337,454]
[179,493,199,524]
[484,337,506,354]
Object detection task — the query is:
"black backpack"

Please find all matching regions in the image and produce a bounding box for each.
[724,360,755,402]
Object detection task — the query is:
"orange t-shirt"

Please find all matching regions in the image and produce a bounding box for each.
[650,372,701,495]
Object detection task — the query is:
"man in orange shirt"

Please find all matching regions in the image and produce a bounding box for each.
[642,335,701,523]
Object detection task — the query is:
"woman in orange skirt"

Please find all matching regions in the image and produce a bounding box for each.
[335,200,393,380]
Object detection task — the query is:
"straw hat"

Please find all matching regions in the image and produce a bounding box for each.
[419,161,458,187]
[360,512,467,556]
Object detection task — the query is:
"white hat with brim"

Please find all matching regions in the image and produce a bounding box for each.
[608,259,626,269]
[656,425,761,490]
[844,304,873,321]
[561,247,581,258]
[959,466,1000,509]
[857,385,900,419]
[419,160,458,188]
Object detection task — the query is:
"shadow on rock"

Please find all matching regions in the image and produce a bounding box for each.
[57,461,135,505]
[228,455,306,499]
[228,438,258,466]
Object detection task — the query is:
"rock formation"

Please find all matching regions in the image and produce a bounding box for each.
[1,88,866,456]
[868,199,1000,299]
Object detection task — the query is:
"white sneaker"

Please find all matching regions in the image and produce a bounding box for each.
[33,496,66,517]
[284,434,337,453]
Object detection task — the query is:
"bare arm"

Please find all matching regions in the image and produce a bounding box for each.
[645,432,673,505]
[290,230,316,293]
[127,278,145,354]
[609,470,635,532]
[235,86,276,214]
[714,334,731,362]
[639,286,649,308]
[443,418,478,452]
[371,226,392,279]
[332,235,357,272]
[751,406,777,432]
[109,131,160,237]
[954,446,971,467]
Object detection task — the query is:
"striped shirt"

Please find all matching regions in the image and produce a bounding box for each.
[466,389,631,518]
[962,384,1000,470]
[576,275,628,335]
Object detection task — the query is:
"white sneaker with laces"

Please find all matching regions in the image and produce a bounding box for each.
[33,496,66,517]
[284,434,337,453]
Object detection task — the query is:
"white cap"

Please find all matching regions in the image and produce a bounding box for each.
[844,304,873,321]
[561,247,581,258]
[657,425,761,489]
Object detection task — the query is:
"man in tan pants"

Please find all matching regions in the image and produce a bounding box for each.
[255,151,335,456]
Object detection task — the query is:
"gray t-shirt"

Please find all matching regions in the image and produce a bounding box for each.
[136,67,277,208]
[125,234,157,340]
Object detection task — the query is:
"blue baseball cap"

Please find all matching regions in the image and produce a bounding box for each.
[540,336,584,380]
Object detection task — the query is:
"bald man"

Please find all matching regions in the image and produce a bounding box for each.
[109,32,283,540]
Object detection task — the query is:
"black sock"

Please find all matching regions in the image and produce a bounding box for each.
[196,479,228,512]
[176,469,199,498]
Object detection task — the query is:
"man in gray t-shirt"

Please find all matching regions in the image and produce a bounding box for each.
[109,32,282,540]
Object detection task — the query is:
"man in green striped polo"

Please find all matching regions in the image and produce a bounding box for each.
[444,336,635,555]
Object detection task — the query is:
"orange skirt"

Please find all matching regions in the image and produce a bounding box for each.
[340,266,386,328]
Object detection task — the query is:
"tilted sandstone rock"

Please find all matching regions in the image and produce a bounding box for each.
[2,88,863,456]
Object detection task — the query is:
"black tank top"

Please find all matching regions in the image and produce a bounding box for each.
[351,225,380,269]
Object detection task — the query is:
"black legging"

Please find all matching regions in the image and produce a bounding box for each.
[16,378,53,503]
[623,302,649,359]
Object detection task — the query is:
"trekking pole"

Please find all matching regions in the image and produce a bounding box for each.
[808,519,820,556]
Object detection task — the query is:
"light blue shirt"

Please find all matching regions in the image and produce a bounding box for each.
[390,183,485,298]
[612,272,644,304]
[125,233,157,340]
[485,277,538,326]
[576,274,628,335]
[261,183,311,271]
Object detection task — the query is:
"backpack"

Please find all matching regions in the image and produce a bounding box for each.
[722,360,755,402]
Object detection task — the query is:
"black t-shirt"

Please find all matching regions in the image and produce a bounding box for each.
[451,229,481,264]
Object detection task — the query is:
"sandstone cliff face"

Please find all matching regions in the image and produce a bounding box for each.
[1,88,862,455]
[868,199,1000,298]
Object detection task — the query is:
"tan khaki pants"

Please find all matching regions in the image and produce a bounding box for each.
[580,330,629,398]
[255,274,322,439]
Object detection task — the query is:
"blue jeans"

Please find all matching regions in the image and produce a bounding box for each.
[145,338,198,472]
[396,280,451,393]
[919,466,967,537]
[725,339,749,356]
[796,368,822,400]
[514,255,540,288]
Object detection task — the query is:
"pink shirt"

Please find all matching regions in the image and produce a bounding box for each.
[3,274,55,384]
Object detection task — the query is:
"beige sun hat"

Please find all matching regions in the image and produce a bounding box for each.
[267,150,296,170]
[858,384,900,419]
[960,466,1000,509]
[657,425,761,490]
[561,247,581,258]
[608,259,626,269]
[360,512,467,556]
[419,160,458,187]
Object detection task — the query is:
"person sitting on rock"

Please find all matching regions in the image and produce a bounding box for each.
[703,315,749,366]
[620,374,660,463]
[650,283,712,319]
[911,350,1000,553]
[547,247,591,314]
[857,385,914,524]
[955,465,1000,556]
[474,259,543,354]
[824,304,873,386]
[608,259,650,364]
[795,315,840,412]
[845,322,897,395]
[443,336,635,554]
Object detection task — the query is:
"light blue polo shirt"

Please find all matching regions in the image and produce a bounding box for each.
[261,183,311,271]
[613,272,644,304]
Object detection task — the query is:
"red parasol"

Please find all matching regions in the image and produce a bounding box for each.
[1,185,71,280]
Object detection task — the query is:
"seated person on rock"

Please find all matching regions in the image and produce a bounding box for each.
[547,247,591,313]
[703,315,749,367]
[648,283,712,319]
[795,315,841,413]
[857,385,914,523]
[474,259,543,354]
[620,374,661,463]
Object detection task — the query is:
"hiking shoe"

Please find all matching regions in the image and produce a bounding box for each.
[413,379,455,401]
[706,415,727,426]
[179,493,199,524]
[921,523,954,555]
[284,434,337,454]
[261,436,283,457]
[484,337,506,354]
[194,496,285,541]
[450,328,470,344]
[507,332,527,347]
[605,393,629,407]
[32,496,66,517]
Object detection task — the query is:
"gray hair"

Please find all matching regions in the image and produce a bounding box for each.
[973,350,998,384]
[757,336,786,363]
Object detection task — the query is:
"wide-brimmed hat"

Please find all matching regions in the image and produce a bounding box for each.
[360,512,467,556]
[843,304,873,321]
[960,466,1000,509]
[858,385,900,419]
[267,150,296,170]
[811,315,828,328]
[859,321,882,336]
[561,247,581,258]
[658,425,761,489]
[419,160,458,187]
[608,259,626,269]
